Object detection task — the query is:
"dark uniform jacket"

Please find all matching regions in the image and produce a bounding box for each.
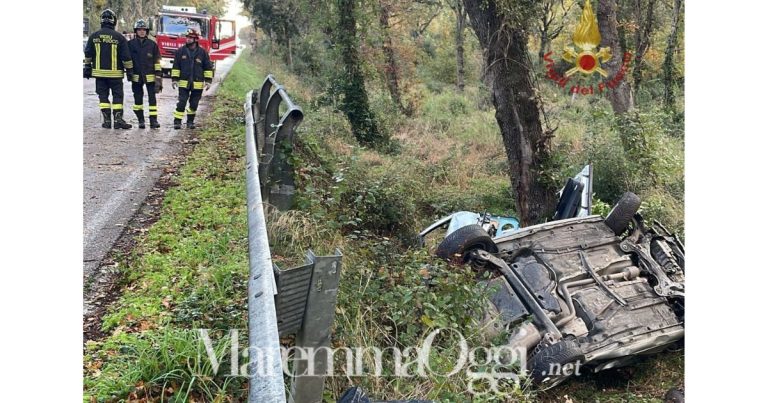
[84,27,133,78]
[171,44,214,90]
[127,37,162,83]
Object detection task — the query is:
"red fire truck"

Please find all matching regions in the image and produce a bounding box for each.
[148,6,236,77]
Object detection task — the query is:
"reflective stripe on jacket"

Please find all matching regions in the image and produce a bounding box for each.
[84,27,133,78]
[128,37,162,83]
[170,44,213,89]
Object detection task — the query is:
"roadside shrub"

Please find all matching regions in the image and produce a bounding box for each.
[613,109,684,195]
[338,164,420,238]
[421,91,472,132]
[639,190,685,236]
[368,87,403,139]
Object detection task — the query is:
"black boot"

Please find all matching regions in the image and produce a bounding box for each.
[134,110,146,129]
[149,115,160,129]
[101,109,112,129]
[113,110,132,129]
[186,115,196,129]
[173,118,182,130]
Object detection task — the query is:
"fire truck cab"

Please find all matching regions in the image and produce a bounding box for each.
[149,6,236,77]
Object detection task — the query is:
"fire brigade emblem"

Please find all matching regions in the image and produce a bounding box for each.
[147,53,152,57]
[563,0,611,77]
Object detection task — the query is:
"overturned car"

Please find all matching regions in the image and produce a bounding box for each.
[419,167,685,388]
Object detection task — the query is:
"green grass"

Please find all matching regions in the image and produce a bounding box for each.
[538,350,684,402]
[84,47,684,402]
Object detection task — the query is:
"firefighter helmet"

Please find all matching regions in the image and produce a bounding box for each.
[133,19,150,33]
[100,9,117,27]
[186,29,200,40]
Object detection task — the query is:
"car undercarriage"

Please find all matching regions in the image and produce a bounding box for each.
[421,182,685,388]
[470,203,684,387]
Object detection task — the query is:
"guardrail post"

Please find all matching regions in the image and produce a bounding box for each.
[288,249,343,403]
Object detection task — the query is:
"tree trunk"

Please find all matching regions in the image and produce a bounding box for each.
[663,0,682,109]
[596,0,633,114]
[538,34,548,62]
[538,0,552,62]
[463,0,558,226]
[378,1,406,114]
[538,0,570,64]
[632,0,656,91]
[455,3,466,92]
[337,0,383,146]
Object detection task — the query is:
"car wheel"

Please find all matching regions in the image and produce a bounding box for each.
[664,386,685,403]
[435,224,498,264]
[529,340,585,388]
[604,192,641,235]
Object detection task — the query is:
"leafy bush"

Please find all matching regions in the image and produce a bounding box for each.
[338,164,420,238]
[326,237,525,400]
[421,91,472,132]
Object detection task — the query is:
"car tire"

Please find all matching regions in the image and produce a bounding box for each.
[604,192,641,235]
[664,386,685,403]
[529,340,585,387]
[435,224,497,264]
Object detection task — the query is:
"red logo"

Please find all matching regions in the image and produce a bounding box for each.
[542,0,631,95]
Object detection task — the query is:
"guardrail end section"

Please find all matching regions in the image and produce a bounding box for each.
[288,249,343,403]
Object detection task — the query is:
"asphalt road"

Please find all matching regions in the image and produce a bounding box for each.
[83,51,241,280]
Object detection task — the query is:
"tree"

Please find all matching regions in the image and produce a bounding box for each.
[336,0,385,146]
[629,0,657,91]
[378,0,408,114]
[445,0,468,91]
[663,0,683,110]
[596,0,633,114]
[537,0,574,61]
[463,0,558,226]
[243,0,301,67]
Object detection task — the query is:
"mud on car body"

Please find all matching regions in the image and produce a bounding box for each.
[418,166,685,388]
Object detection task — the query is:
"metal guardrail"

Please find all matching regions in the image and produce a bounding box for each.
[244,88,286,403]
[245,76,342,403]
[253,74,304,210]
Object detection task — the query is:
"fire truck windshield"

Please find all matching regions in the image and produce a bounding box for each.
[158,15,208,38]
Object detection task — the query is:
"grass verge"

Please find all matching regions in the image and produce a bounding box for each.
[84,50,263,402]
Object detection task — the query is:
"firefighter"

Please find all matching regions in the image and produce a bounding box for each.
[83,9,134,129]
[171,29,213,129]
[127,19,163,129]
